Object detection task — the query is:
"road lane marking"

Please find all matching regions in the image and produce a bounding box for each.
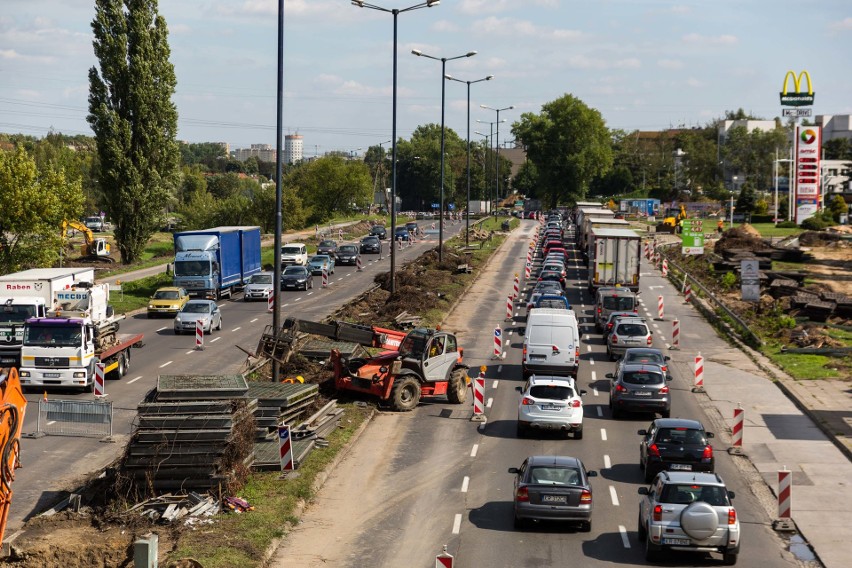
[596,406,603,417]
[486,398,493,409]
[461,477,470,493]
[619,525,631,548]
[586,345,592,352]
[492,380,499,389]
[604,454,611,469]
[185,351,194,355]
[232,327,241,332]
[156,326,167,332]
[652,323,660,330]
[592,387,599,396]
[610,486,620,506]
[470,444,479,457]
[600,428,607,441]
[452,513,462,534]
[250,318,258,323]
[127,376,142,385]
[591,371,597,382]
[589,359,595,366]
[211,337,221,343]
[159,361,173,368]
[497,365,502,374]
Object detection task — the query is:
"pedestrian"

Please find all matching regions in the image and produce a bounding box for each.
[717,219,724,235]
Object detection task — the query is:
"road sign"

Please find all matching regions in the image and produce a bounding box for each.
[681,219,705,255]
[741,259,760,301]
[783,108,812,117]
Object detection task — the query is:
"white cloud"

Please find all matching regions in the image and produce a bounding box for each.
[657,59,684,69]
[432,20,460,33]
[686,78,703,88]
[471,16,588,42]
[829,17,852,31]
[682,33,738,45]
[459,0,556,14]
[0,48,55,64]
[669,5,690,14]
[169,23,191,35]
[562,54,641,70]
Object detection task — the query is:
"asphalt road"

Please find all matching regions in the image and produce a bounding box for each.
[8,224,464,536]
[270,221,807,568]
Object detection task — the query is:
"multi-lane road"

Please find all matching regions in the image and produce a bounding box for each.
[8,225,463,536]
[270,221,809,568]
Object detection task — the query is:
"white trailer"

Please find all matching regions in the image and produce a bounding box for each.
[0,268,95,367]
[588,228,641,292]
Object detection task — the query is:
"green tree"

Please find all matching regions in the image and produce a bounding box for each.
[87,0,180,263]
[0,147,84,272]
[822,138,852,161]
[287,155,371,221]
[512,161,539,197]
[512,94,613,207]
[736,182,758,214]
[827,194,848,223]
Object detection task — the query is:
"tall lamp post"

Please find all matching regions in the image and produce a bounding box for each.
[474,131,492,214]
[412,48,477,262]
[480,104,513,205]
[446,73,493,246]
[272,0,285,382]
[476,119,504,214]
[351,0,440,293]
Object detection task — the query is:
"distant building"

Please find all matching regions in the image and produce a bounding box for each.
[285,134,303,164]
[232,144,276,162]
[815,115,852,142]
[822,159,852,200]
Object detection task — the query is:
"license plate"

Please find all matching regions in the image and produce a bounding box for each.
[540,404,562,411]
[285,284,295,288]
[43,373,60,378]
[529,354,546,361]
[670,464,692,471]
[634,391,652,397]
[541,495,567,504]
[662,538,691,545]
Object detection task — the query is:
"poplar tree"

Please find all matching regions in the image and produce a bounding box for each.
[87,0,179,263]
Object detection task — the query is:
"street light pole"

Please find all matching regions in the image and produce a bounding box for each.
[474,130,492,214]
[481,104,513,205]
[352,0,440,293]
[272,0,285,382]
[412,48,477,262]
[477,120,503,213]
[446,74,493,246]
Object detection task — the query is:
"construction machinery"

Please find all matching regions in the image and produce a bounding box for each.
[0,367,27,544]
[61,220,112,262]
[656,204,688,234]
[244,317,470,412]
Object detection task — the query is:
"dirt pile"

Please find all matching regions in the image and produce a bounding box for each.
[714,224,772,253]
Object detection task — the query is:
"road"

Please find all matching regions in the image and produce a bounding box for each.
[270,220,810,568]
[8,224,464,536]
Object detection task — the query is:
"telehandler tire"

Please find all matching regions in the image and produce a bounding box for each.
[446,369,468,404]
[389,375,421,412]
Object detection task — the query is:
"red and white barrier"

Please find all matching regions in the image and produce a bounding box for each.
[436,546,454,568]
[471,368,486,421]
[524,261,531,280]
[692,352,705,392]
[684,282,692,303]
[356,255,363,271]
[397,237,403,249]
[513,275,520,300]
[644,242,650,260]
[661,258,668,277]
[506,295,513,321]
[93,362,106,397]
[493,327,502,359]
[656,295,665,320]
[775,468,793,527]
[278,424,294,472]
[730,403,745,454]
[195,320,204,350]
[671,318,680,350]
[267,290,274,313]
[322,268,328,288]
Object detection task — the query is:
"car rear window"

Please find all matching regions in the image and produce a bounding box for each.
[538,299,568,309]
[529,384,574,400]
[655,428,706,445]
[603,296,635,310]
[660,484,729,506]
[626,352,663,365]
[529,467,580,486]
[621,371,664,385]
[616,323,648,336]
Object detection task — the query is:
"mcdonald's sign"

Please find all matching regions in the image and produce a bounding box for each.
[780,70,814,107]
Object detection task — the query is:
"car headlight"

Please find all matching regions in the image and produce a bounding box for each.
[148,304,154,309]
[19,370,29,377]
[73,371,86,378]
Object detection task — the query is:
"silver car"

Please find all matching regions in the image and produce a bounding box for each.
[606,317,652,360]
[516,375,586,439]
[243,272,274,301]
[174,299,222,335]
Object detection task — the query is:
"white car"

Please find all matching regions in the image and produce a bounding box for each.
[243,272,274,301]
[516,375,586,439]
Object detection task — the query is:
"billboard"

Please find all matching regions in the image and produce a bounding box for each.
[794,125,821,224]
[681,219,705,255]
[780,70,815,107]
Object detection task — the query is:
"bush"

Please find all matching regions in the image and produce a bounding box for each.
[776,221,798,228]
[721,271,737,290]
[749,214,774,224]
[777,315,797,329]
[800,212,834,231]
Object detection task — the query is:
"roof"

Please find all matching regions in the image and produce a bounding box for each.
[623,347,665,355]
[619,363,664,373]
[660,471,724,485]
[528,375,576,386]
[527,455,583,468]
[26,317,85,325]
[155,286,185,291]
[649,417,704,429]
[590,227,641,238]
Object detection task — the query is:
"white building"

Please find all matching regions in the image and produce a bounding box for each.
[285,134,304,164]
[232,144,276,162]
[816,115,852,142]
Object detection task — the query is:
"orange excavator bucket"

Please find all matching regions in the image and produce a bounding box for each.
[0,367,27,545]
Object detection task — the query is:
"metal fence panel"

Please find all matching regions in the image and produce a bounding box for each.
[36,399,113,438]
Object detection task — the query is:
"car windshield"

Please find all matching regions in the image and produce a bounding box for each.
[153,290,180,300]
[250,274,273,284]
[616,323,648,336]
[174,260,210,277]
[528,466,580,486]
[283,267,306,276]
[281,246,303,255]
[24,324,83,347]
[340,246,357,253]
[660,484,729,506]
[398,331,427,359]
[363,237,378,243]
[603,296,635,310]
[621,371,664,385]
[529,384,574,401]
[310,256,329,263]
[319,241,335,247]
[543,264,563,272]
[0,304,37,324]
[655,428,707,445]
[626,352,664,365]
[181,303,211,314]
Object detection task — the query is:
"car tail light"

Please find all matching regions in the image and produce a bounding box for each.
[728,508,737,525]
[702,446,713,460]
[660,385,669,394]
[597,307,601,315]
[580,490,592,504]
[647,335,653,345]
[570,399,581,408]
[611,335,618,344]
[522,397,535,406]
[516,487,530,502]
[661,365,668,372]
[575,346,579,360]
[615,383,627,392]
[606,323,613,331]
[653,504,662,521]
[647,443,660,457]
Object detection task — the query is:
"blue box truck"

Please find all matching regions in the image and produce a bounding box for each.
[172,226,262,299]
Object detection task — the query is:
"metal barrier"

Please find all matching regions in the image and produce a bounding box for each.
[33,399,113,439]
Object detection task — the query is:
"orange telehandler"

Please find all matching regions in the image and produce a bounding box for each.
[0,367,27,544]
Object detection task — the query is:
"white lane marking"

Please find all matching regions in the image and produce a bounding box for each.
[282,304,289,308]
[591,371,597,382]
[596,406,603,417]
[156,326,167,332]
[589,359,595,366]
[665,343,672,349]
[497,365,502,373]
[470,444,479,457]
[492,380,499,389]
[610,486,620,506]
[127,376,143,385]
[592,387,599,396]
[452,513,463,534]
[250,318,258,323]
[232,327,241,332]
[604,454,612,469]
[600,428,608,441]
[586,345,592,352]
[185,350,195,355]
[508,330,513,336]
[306,292,313,296]
[461,477,470,493]
[486,398,493,409]
[211,337,221,343]
[294,297,302,302]
[619,525,631,548]
[652,323,660,330]
[159,361,173,368]
[478,422,486,432]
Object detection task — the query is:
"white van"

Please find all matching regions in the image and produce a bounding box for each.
[280,243,308,266]
[523,308,581,379]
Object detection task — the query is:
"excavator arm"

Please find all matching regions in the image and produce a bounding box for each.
[0,367,26,544]
[61,219,96,246]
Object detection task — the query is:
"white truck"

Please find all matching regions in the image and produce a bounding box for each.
[19,282,143,390]
[587,227,641,292]
[0,268,95,367]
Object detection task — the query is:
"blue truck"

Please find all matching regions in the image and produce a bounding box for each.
[172,226,262,299]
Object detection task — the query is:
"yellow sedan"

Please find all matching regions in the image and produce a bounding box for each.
[147,287,189,318]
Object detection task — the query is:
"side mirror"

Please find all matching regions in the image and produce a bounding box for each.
[637,429,648,436]
[664,356,671,361]
[508,467,520,475]
[515,386,523,393]
[579,389,587,396]
[638,487,650,495]
[706,432,715,438]
[728,490,736,500]
[586,470,598,478]
[666,375,673,381]
[605,373,614,379]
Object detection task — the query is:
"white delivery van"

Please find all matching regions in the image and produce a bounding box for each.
[280,243,308,266]
[523,308,580,379]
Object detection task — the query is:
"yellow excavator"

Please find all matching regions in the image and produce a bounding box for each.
[656,204,687,234]
[61,220,113,262]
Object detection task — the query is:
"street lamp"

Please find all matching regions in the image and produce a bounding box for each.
[412,48,477,262]
[480,104,514,205]
[474,130,492,214]
[351,0,440,294]
[673,148,686,196]
[272,0,285,381]
[445,73,493,246]
[476,119,504,214]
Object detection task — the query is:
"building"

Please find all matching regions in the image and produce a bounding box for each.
[285,134,304,164]
[822,159,852,201]
[232,144,276,163]
[815,115,852,142]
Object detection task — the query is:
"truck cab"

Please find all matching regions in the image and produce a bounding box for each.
[0,298,48,366]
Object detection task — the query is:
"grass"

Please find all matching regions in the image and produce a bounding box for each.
[764,344,843,380]
[109,272,173,314]
[727,222,803,238]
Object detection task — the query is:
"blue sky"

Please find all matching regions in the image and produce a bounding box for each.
[2,1,850,157]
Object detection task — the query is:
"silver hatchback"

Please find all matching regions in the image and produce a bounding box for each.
[174,299,222,335]
[607,317,652,360]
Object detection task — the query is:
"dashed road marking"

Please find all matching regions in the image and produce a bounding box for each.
[156,326,167,332]
[497,365,502,374]
[589,359,595,366]
[610,486,620,506]
[596,406,603,417]
[211,337,221,343]
[619,525,631,548]
[591,371,597,382]
[232,327,241,332]
[586,345,592,352]
[486,398,493,409]
[250,318,258,323]
[592,387,599,396]
[461,477,470,493]
[470,444,479,457]
[601,428,607,441]
[159,361,173,368]
[185,350,194,355]
[492,380,499,389]
[604,454,611,469]
[452,513,462,534]
[127,376,142,385]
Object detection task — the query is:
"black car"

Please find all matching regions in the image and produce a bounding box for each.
[280,265,312,291]
[393,226,409,241]
[359,236,381,254]
[316,239,339,258]
[369,225,387,239]
[537,270,566,289]
[638,418,716,484]
[336,244,359,265]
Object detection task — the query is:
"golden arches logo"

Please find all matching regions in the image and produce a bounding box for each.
[781,70,813,95]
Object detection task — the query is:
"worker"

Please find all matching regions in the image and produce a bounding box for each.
[717,219,724,234]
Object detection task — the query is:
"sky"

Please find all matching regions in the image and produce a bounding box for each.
[2,1,851,158]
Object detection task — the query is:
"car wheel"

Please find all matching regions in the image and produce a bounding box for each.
[217,317,223,331]
[446,369,467,404]
[722,551,738,566]
[574,427,583,440]
[637,513,647,540]
[389,376,421,412]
